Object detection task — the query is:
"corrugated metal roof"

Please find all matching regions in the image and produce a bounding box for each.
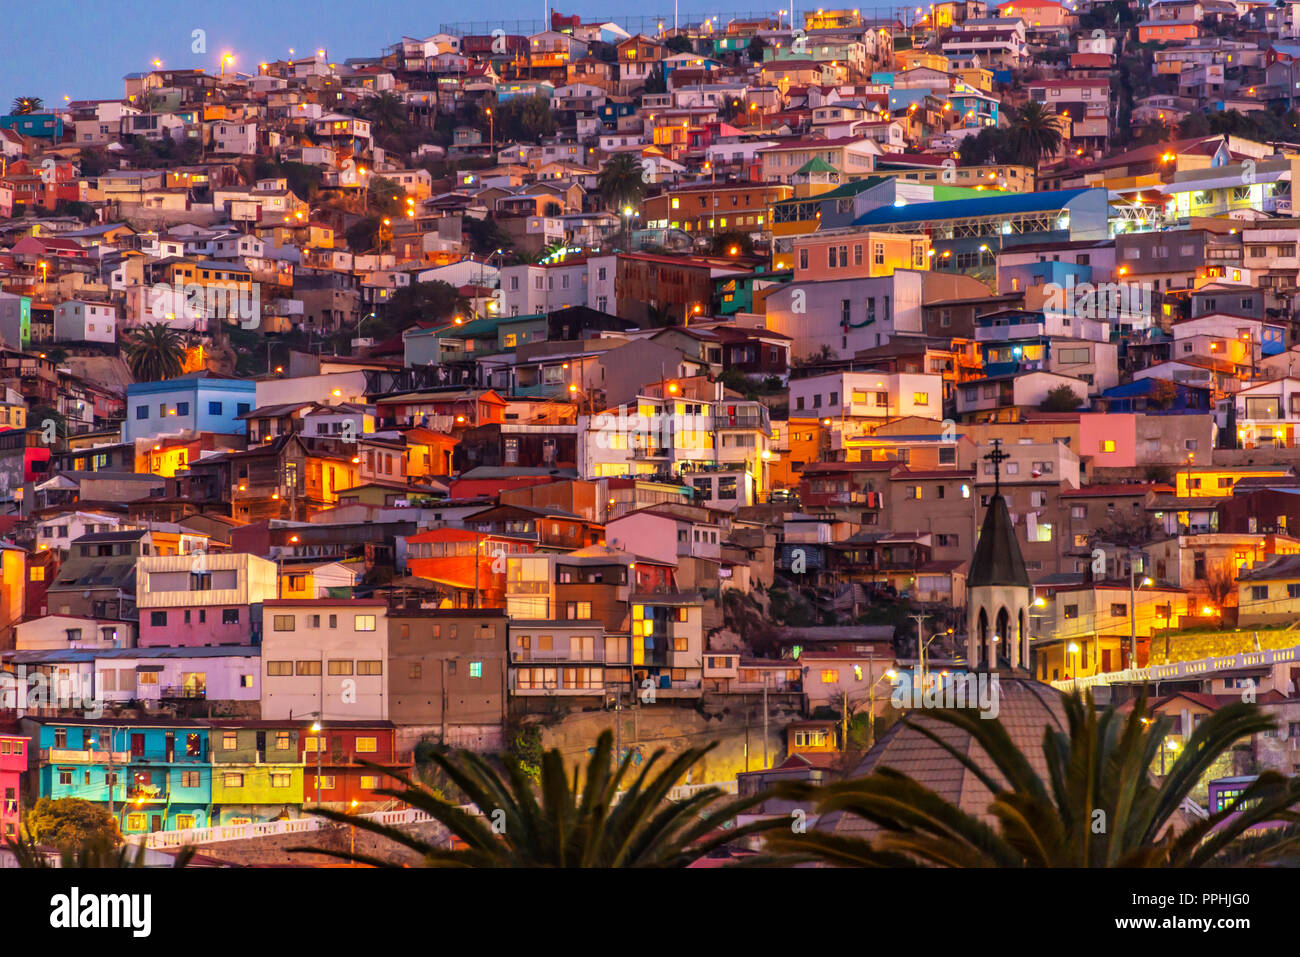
[852,188,1096,227]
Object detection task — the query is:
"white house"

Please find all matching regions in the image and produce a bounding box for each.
[259,599,388,720]
[53,300,117,343]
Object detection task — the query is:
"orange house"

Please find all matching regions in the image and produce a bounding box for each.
[404,528,535,608]
[1138,21,1200,43]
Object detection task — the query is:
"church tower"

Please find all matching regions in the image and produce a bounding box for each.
[967,440,1032,670]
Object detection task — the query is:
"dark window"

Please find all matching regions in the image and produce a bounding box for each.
[150,611,167,627]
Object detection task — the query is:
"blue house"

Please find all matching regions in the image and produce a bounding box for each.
[0,113,64,139]
[22,718,213,834]
[124,374,256,443]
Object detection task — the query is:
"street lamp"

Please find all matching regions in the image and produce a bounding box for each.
[867,667,897,749]
[310,719,324,806]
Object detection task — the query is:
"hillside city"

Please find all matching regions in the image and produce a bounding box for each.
[1,0,1300,872]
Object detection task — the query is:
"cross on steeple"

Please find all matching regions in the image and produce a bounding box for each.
[984,438,1010,496]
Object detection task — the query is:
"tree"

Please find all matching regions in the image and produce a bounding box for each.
[24,798,121,853]
[953,126,1016,167]
[1145,377,1179,411]
[747,35,768,65]
[10,96,43,115]
[598,153,646,213]
[1039,384,1083,412]
[296,730,786,866]
[494,94,557,142]
[28,404,66,444]
[711,231,754,257]
[345,215,381,253]
[1007,100,1066,168]
[359,90,409,148]
[464,215,514,257]
[666,35,694,54]
[124,322,186,382]
[1204,561,1238,610]
[598,154,646,248]
[384,280,468,331]
[366,175,405,216]
[769,693,1300,867]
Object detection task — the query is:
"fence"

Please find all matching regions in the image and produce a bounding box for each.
[437,7,905,36]
[1052,644,1300,695]
[126,784,736,847]
[126,806,441,849]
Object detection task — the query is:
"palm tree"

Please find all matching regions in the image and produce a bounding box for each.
[598,154,646,249]
[1007,100,1066,168]
[124,322,186,382]
[297,730,785,867]
[359,90,408,144]
[769,692,1300,867]
[10,96,43,115]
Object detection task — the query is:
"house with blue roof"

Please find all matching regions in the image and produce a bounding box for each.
[853,188,1110,282]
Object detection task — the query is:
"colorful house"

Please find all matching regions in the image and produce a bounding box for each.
[0,731,26,842]
[22,718,212,835]
[208,721,305,825]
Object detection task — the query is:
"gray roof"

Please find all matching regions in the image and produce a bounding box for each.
[5,646,260,664]
[821,676,1068,837]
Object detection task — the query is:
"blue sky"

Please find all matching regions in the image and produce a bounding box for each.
[1,0,561,109]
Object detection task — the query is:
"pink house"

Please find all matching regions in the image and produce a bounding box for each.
[136,553,278,647]
[0,732,27,842]
[1079,412,1138,468]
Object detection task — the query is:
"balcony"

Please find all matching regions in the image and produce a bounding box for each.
[631,446,670,460]
[126,785,169,803]
[42,748,131,764]
[510,650,606,664]
[159,686,206,699]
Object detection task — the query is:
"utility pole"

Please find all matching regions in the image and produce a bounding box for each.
[613,687,621,768]
[762,674,769,769]
[909,613,930,687]
[1129,548,1138,669]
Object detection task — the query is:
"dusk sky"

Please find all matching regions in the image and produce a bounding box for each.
[1,0,578,108]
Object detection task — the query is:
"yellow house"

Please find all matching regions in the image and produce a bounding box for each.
[1236,555,1300,626]
[305,453,361,506]
[804,8,863,29]
[138,442,193,478]
[210,764,305,807]
[0,546,24,647]
[1175,465,1293,498]
[278,560,361,600]
[147,528,213,558]
[0,393,27,430]
[895,49,949,72]
[952,67,994,93]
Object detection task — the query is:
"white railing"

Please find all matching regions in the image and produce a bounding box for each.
[127,781,736,849]
[1052,644,1300,694]
[127,806,444,849]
